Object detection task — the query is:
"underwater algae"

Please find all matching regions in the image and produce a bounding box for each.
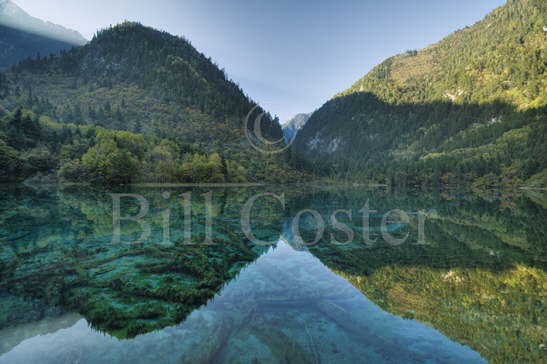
[0,185,544,363]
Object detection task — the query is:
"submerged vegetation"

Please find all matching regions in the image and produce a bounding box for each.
[0,184,545,363]
[0,186,284,339]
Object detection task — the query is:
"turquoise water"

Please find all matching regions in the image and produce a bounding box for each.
[0,184,545,363]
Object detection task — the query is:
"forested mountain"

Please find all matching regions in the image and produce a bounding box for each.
[293,0,546,188]
[282,113,310,144]
[2,21,281,140]
[0,22,303,184]
[0,0,86,68]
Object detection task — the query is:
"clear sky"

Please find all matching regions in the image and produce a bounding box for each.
[14,0,505,123]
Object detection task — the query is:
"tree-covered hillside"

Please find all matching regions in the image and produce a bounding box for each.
[0,22,304,184]
[0,108,302,184]
[2,21,281,140]
[293,0,546,187]
[339,0,545,108]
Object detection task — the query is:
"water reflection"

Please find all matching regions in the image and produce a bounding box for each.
[0,241,486,364]
[0,185,545,363]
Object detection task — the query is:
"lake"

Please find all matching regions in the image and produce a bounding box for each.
[0,184,545,363]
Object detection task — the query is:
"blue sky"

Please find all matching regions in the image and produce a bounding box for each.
[15,0,505,123]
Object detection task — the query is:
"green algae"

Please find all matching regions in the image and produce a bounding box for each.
[0,184,544,362]
[0,185,283,339]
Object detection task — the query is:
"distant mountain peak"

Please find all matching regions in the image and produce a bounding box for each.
[282,113,311,143]
[0,0,87,45]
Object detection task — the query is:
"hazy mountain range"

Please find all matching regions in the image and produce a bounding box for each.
[0,0,86,68]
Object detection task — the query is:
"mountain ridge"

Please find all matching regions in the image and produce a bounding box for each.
[0,22,303,184]
[282,113,310,144]
[0,0,87,45]
[0,0,87,69]
[335,0,545,108]
[293,0,546,187]
[2,21,282,141]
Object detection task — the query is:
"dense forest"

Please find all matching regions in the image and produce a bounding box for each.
[2,21,281,140]
[0,108,302,184]
[0,22,304,184]
[293,0,546,188]
[1,1,545,188]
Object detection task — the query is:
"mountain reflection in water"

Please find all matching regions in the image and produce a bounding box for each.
[0,185,545,363]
